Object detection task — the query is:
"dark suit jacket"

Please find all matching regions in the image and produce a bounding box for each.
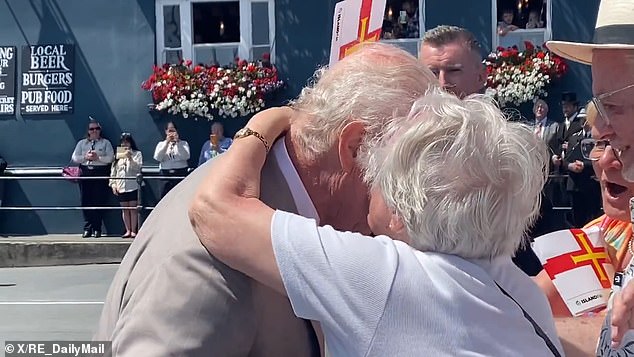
[563,129,595,192]
[94,143,320,356]
[554,111,584,157]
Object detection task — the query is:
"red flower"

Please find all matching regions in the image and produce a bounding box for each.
[142,58,285,118]
[484,41,568,107]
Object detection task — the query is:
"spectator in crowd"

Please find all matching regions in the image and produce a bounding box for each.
[554,92,583,161]
[497,9,519,36]
[419,25,486,99]
[534,102,630,355]
[198,122,232,166]
[153,121,190,198]
[547,0,634,349]
[189,89,563,356]
[109,133,143,238]
[525,10,544,29]
[71,118,114,238]
[380,1,419,40]
[562,110,602,227]
[533,99,560,149]
[95,43,437,356]
[534,98,565,215]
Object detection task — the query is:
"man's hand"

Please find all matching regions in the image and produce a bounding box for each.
[552,155,562,166]
[567,161,583,173]
[610,282,634,348]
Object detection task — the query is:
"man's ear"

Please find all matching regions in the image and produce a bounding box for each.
[389,213,406,234]
[338,121,366,172]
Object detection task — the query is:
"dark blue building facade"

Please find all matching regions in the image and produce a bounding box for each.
[0,0,599,235]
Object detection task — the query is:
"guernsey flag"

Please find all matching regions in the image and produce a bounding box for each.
[329,0,387,66]
[532,226,614,316]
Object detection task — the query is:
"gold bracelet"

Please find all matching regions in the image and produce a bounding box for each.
[233,127,270,153]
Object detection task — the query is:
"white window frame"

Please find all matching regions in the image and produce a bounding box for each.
[155,0,276,65]
[491,0,552,50]
[380,0,426,57]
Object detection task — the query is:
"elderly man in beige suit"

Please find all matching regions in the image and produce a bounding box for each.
[94,42,436,356]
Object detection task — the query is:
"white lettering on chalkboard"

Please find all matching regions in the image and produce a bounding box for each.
[0,47,14,60]
[29,45,69,70]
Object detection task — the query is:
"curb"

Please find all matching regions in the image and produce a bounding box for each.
[0,240,132,268]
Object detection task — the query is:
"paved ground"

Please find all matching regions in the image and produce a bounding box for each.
[0,264,118,342]
[0,235,131,268]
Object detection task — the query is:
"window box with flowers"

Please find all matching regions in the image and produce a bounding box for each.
[142,54,285,120]
[484,41,567,109]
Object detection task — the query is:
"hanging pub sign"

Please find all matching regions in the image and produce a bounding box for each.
[20,44,75,115]
[0,46,16,116]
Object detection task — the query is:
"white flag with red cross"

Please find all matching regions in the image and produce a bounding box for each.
[329,0,387,66]
[532,227,615,316]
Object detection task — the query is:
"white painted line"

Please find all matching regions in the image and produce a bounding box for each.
[0,301,104,305]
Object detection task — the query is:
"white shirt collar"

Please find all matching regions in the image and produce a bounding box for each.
[272,138,320,223]
[536,117,548,126]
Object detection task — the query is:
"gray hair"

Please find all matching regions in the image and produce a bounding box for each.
[369,88,549,259]
[422,25,482,59]
[289,42,438,161]
[533,98,548,113]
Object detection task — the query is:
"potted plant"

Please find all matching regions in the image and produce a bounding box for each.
[484,41,568,109]
[142,56,285,120]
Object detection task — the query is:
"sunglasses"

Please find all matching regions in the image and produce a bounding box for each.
[88,127,101,131]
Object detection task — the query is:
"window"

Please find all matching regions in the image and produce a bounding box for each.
[380,0,425,56]
[493,0,551,50]
[156,0,275,66]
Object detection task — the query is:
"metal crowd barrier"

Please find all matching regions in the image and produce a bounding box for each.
[0,171,575,226]
[0,170,190,227]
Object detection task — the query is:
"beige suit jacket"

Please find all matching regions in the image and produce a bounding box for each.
[94,153,320,356]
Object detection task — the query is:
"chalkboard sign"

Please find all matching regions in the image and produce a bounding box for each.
[0,46,16,116]
[20,44,75,115]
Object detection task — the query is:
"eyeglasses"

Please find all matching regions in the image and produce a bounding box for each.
[88,127,101,131]
[581,138,623,161]
[591,83,634,126]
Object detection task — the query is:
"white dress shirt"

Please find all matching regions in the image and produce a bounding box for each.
[71,138,114,166]
[272,139,319,222]
[534,117,548,140]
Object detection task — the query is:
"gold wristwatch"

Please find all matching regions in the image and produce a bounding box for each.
[234,127,270,153]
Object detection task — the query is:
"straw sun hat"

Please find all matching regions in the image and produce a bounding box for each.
[546,0,634,65]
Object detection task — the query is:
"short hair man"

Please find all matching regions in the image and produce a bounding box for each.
[94,43,437,356]
[420,25,486,98]
[547,0,634,352]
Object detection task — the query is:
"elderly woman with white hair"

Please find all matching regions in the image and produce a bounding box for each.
[189,89,563,356]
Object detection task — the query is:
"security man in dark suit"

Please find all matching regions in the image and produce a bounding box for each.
[555,92,583,159]
[562,118,602,227]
